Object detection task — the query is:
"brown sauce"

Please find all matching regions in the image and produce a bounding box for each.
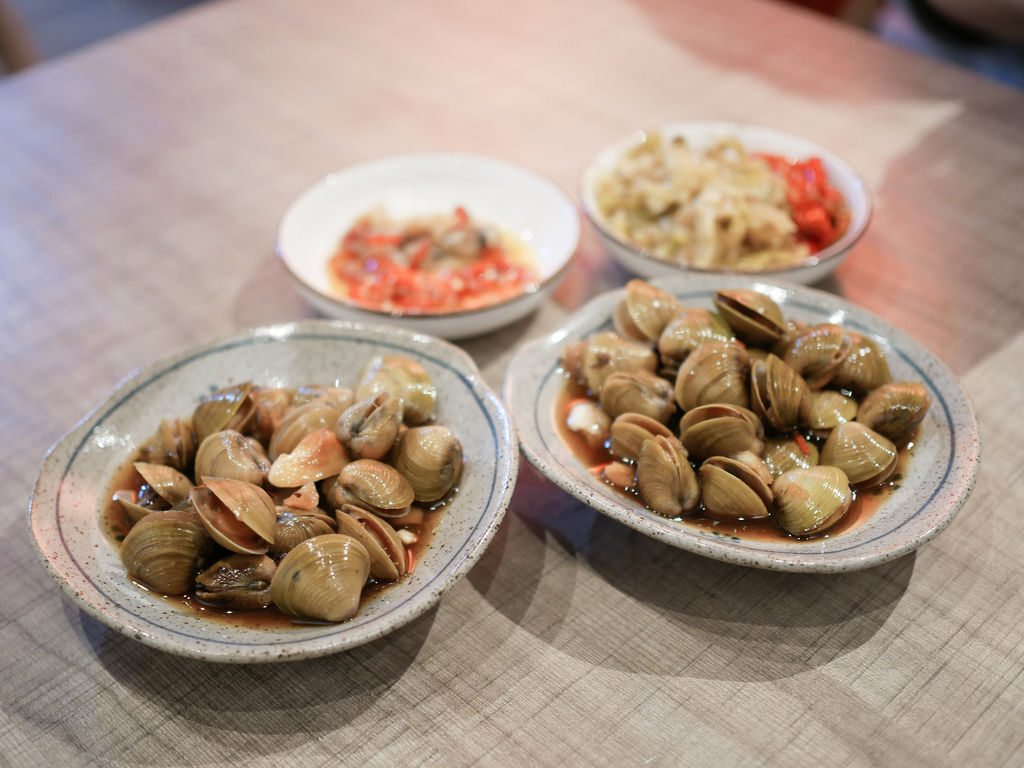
[554,375,910,543]
[103,453,444,629]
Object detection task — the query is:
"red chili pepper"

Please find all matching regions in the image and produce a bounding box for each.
[454,206,469,228]
[793,432,811,455]
[363,233,403,247]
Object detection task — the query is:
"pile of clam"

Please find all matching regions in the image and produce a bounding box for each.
[561,280,931,538]
[111,355,463,623]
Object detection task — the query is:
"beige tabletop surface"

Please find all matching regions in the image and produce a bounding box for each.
[2,0,1023,765]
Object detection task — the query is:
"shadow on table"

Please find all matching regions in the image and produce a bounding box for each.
[83,601,435,755]
[472,463,914,683]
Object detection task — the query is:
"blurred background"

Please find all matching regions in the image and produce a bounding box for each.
[2,0,1023,87]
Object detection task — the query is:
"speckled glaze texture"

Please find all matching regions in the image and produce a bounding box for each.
[504,275,980,573]
[29,321,518,662]
[579,122,872,285]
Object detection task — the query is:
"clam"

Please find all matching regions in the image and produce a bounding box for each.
[636,435,700,518]
[194,429,271,485]
[601,461,637,491]
[271,534,371,623]
[268,508,337,558]
[856,381,931,444]
[336,504,407,580]
[674,341,750,411]
[267,428,348,488]
[612,279,682,343]
[599,371,676,423]
[608,412,674,462]
[657,307,734,373]
[678,403,763,461]
[566,400,612,451]
[140,417,197,473]
[772,465,852,537]
[282,481,319,511]
[194,553,276,611]
[246,387,294,443]
[292,385,355,412]
[190,477,277,555]
[116,462,194,523]
[356,356,436,425]
[781,324,850,389]
[389,425,463,503]
[762,437,819,478]
[580,331,659,395]
[799,390,858,434]
[713,289,786,347]
[119,509,211,595]
[192,381,255,444]
[698,456,773,519]
[749,354,808,432]
[820,422,898,488]
[830,333,892,395]
[325,459,415,518]
[336,392,403,461]
[268,402,341,461]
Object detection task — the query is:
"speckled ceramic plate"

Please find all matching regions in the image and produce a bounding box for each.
[504,275,980,573]
[29,322,517,662]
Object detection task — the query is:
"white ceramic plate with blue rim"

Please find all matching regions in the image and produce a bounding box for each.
[504,274,980,573]
[29,321,517,662]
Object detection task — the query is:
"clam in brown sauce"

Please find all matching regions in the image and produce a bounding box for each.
[104,356,464,626]
[558,280,929,541]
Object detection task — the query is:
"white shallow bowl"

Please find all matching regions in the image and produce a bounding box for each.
[29,322,518,662]
[580,122,871,285]
[504,274,979,573]
[278,152,580,339]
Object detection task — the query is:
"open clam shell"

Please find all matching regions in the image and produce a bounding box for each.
[190,477,277,555]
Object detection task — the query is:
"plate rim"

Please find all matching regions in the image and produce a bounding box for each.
[28,319,519,662]
[504,275,980,573]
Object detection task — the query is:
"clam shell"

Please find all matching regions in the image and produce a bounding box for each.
[657,307,735,372]
[698,456,772,519]
[334,459,415,516]
[271,534,371,623]
[193,382,255,444]
[195,553,276,611]
[820,422,898,487]
[678,403,764,461]
[141,417,197,473]
[598,371,675,423]
[749,354,807,432]
[856,381,931,444]
[267,428,348,488]
[636,435,699,518]
[772,465,852,536]
[356,356,436,425]
[338,505,407,579]
[713,289,785,347]
[608,412,674,462]
[269,509,337,558]
[799,390,858,433]
[119,509,211,595]
[336,392,403,461]
[390,426,463,503]
[781,324,849,389]
[268,402,341,461]
[830,333,892,395]
[190,478,277,555]
[580,331,659,395]
[674,341,750,411]
[612,279,682,342]
[194,429,270,485]
[762,437,819,478]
